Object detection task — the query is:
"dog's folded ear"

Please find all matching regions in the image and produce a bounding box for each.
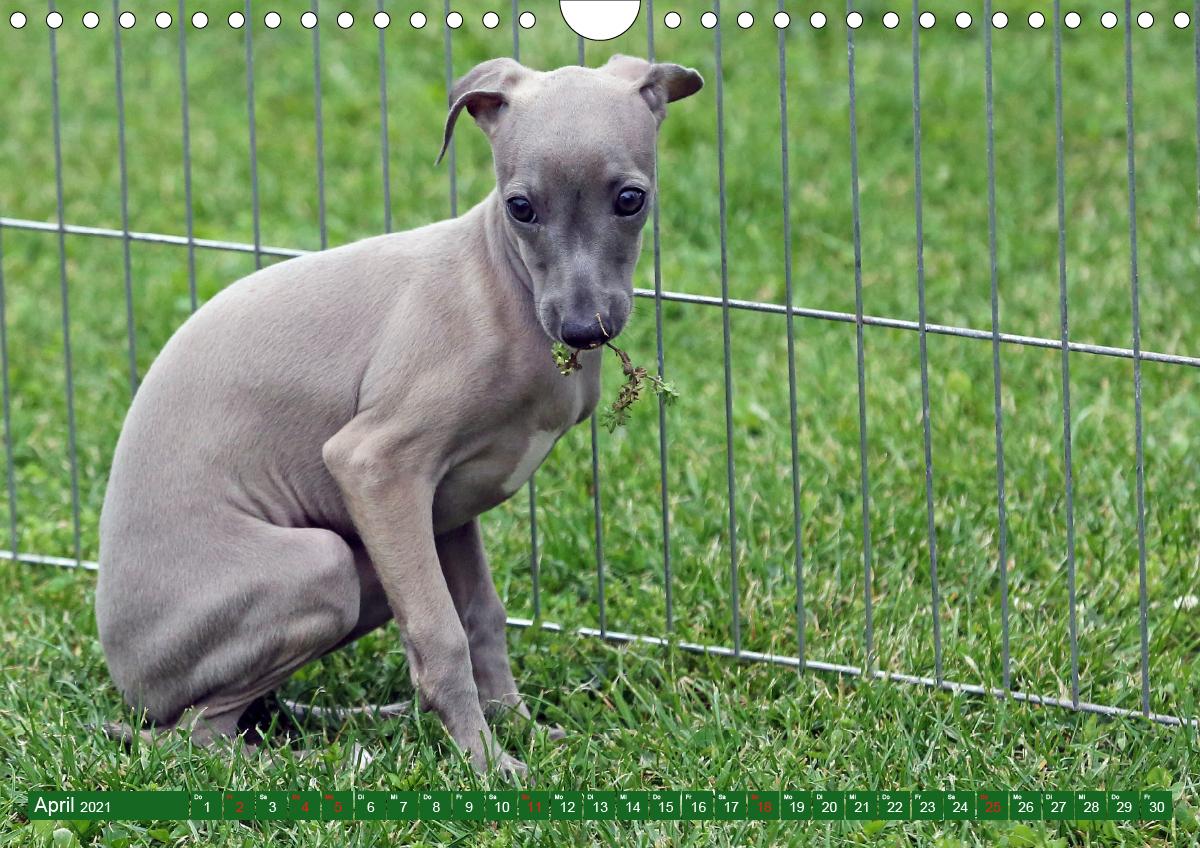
[437,58,533,164]
[601,54,704,124]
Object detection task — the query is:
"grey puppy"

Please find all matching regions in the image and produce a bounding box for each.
[95,55,702,777]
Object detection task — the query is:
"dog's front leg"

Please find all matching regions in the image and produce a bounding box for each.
[439,521,568,743]
[324,425,524,778]
[437,520,528,718]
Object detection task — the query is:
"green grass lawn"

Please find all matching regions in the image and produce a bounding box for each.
[1,0,1198,844]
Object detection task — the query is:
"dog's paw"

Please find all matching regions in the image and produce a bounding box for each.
[495,752,529,783]
[465,741,528,782]
[96,721,156,748]
[530,721,566,743]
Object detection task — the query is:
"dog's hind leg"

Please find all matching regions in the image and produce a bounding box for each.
[100,522,363,753]
[278,539,408,728]
[183,526,364,746]
[96,703,252,754]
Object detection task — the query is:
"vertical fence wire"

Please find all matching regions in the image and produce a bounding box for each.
[378,1,392,233]
[647,0,675,635]
[846,0,874,672]
[113,2,138,397]
[519,19,539,622]
[577,34,608,636]
[512,7,519,62]
[592,413,606,636]
[245,0,262,270]
[48,1,82,565]
[1052,0,1081,709]
[521,9,545,623]
[443,0,457,218]
[1122,0,1151,719]
[177,0,198,312]
[983,0,1011,695]
[512,0,520,58]
[713,0,740,657]
[312,0,327,250]
[911,0,943,683]
[515,13,534,616]
[528,472,541,621]
[778,1,806,669]
[0,227,17,553]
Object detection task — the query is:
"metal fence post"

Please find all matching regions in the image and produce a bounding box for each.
[48,0,83,565]
[847,0,875,674]
[113,0,139,397]
[983,0,1012,696]
[245,0,262,270]
[1052,0,1081,710]
[912,0,944,685]
[177,0,198,312]
[1122,0,1152,719]
[778,0,806,670]
[712,0,741,658]
[647,0,675,638]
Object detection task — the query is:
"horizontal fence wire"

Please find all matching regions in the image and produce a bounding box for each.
[6,215,1197,371]
[3,12,1198,739]
[2,547,1195,731]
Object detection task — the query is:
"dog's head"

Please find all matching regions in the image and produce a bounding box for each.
[439,55,703,350]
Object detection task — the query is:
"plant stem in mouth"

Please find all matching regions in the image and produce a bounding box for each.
[550,340,678,431]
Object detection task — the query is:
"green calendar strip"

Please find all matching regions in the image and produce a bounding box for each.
[27,790,1175,822]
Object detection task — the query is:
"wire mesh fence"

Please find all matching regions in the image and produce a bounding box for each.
[1,3,1197,730]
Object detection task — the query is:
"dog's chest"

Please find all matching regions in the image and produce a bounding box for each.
[431,361,596,532]
[502,429,560,492]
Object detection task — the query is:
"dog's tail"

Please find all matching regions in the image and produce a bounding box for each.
[279,698,411,724]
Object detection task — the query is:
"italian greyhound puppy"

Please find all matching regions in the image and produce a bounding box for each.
[95,54,702,778]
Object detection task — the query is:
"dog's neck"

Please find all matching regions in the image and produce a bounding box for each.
[479,190,536,300]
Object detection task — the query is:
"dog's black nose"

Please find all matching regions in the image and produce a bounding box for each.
[560,319,610,350]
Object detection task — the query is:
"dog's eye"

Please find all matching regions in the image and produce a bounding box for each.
[614,188,646,217]
[506,196,536,224]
